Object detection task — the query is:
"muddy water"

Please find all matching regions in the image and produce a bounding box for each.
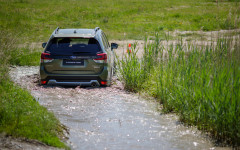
[10,66,229,150]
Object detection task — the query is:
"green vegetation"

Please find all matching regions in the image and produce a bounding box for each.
[117,34,240,146]
[9,48,41,66]
[0,0,240,41]
[0,80,67,148]
[1,0,239,148]
[0,32,67,148]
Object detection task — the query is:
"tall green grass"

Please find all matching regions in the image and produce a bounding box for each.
[0,31,67,148]
[117,34,240,146]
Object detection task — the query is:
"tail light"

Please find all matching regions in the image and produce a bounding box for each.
[41,80,47,85]
[93,53,107,63]
[41,53,53,63]
[100,81,107,85]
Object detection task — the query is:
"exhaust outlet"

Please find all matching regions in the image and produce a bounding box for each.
[91,82,99,87]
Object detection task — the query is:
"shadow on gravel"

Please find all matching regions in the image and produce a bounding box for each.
[40,85,107,89]
[30,73,108,90]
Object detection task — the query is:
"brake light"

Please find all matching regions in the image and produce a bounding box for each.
[41,53,53,63]
[93,53,107,63]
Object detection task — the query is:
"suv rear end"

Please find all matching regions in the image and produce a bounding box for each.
[40,27,117,87]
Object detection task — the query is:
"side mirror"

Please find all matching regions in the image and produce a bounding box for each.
[111,43,118,50]
[42,42,47,48]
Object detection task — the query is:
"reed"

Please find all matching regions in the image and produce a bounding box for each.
[117,34,240,146]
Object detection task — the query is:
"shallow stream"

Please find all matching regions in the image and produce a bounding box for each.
[10,66,229,150]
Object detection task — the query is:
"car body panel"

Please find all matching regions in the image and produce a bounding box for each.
[40,27,117,87]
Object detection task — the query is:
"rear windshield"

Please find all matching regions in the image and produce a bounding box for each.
[46,38,102,56]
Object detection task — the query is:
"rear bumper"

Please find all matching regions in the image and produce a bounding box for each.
[40,65,109,86]
[47,79,100,87]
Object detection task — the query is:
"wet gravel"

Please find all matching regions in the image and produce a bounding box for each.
[9,66,230,150]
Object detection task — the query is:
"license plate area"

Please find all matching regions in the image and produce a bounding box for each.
[63,59,84,66]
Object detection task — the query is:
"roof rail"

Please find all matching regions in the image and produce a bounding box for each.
[94,27,100,33]
[55,27,60,34]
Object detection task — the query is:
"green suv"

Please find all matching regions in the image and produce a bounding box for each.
[40,27,118,87]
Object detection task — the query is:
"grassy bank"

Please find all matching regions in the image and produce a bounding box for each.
[0,32,67,148]
[117,34,240,146]
[0,0,240,41]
